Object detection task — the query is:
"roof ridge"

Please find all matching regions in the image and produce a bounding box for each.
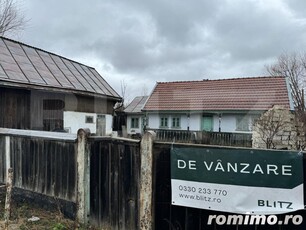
[157,76,284,84]
[0,36,95,70]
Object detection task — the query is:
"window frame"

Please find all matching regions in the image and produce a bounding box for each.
[236,115,250,131]
[160,116,169,128]
[131,117,140,129]
[85,116,94,124]
[171,116,181,129]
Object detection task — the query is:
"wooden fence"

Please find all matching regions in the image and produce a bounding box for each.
[1,128,305,229]
[0,128,142,229]
[0,129,77,218]
[150,129,252,147]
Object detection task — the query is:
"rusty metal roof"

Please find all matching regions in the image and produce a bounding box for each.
[0,36,121,100]
[143,76,293,112]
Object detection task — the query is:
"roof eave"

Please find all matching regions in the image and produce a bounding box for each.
[142,108,279,114]
[0,80,122,101]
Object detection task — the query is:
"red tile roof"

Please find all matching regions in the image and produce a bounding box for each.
[0,37,121,100]
[143,76,292,111]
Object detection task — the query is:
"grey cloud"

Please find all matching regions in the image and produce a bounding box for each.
[284,0,306,18]
[209,0,306,61]
[124,0,222,44]
[19,0,306,100]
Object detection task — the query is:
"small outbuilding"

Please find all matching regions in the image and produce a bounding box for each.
[124,96,148,136]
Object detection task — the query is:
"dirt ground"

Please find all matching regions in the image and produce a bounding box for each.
[0,188,92,230]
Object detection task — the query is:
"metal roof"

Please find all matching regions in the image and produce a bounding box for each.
[124,96,149,113]
[143,76,292,112]
[0,36,121,100]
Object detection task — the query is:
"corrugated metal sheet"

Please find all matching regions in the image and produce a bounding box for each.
[0,36,121,100]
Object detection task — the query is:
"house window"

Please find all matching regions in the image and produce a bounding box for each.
[131,117,139,128]
[236,116,250,131]
[43,99,65,131]
[85,116,94,123]
[172,117,180,128]
[160,117,168,128]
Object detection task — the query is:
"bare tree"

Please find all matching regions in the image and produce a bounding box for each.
[114,79,129,111]
[141,84,148,96]
[120,79,129,106]
[0,0,26,36]
[266,52,306,147]
[266,53,306,112]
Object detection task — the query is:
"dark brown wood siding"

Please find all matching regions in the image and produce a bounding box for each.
[72,95,115,114]
[0,87,116,131]
[30,90,65,131]
[0,87,31,129]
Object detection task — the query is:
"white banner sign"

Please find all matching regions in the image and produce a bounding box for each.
[171,147,304,214]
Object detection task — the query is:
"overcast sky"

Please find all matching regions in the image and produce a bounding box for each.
[12,0,306,103]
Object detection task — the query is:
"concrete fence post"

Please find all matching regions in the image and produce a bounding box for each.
[139,131,156,230]
[4,168,13,229]
[76,128,91,225]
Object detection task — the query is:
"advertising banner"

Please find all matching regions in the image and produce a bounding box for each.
[171,147,304,214]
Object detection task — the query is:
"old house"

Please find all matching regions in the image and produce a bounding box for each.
[0,36,121,134]
[142,76,294,134]
[124,96,148,136]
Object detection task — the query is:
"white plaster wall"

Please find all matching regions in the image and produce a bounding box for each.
[188,114,235,132]
[216,115,236,132]
[64,111,96,134]
[216,114,255,133]
[189,114,201,130]
[179,115,188,130]
[147,113,199,130]
[127,115,143,134]
[105,115,113,135]
[146,112,256,133]
[64,111,113,135]
[147,113,160,129]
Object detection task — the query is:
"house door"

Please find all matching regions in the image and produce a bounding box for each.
[96,115,106,136]
[201,116,213,131]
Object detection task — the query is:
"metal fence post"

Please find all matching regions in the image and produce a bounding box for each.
[76,128,91,225]
[139,131,156,230]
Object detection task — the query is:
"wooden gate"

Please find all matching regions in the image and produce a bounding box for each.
[88,137,140,229]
